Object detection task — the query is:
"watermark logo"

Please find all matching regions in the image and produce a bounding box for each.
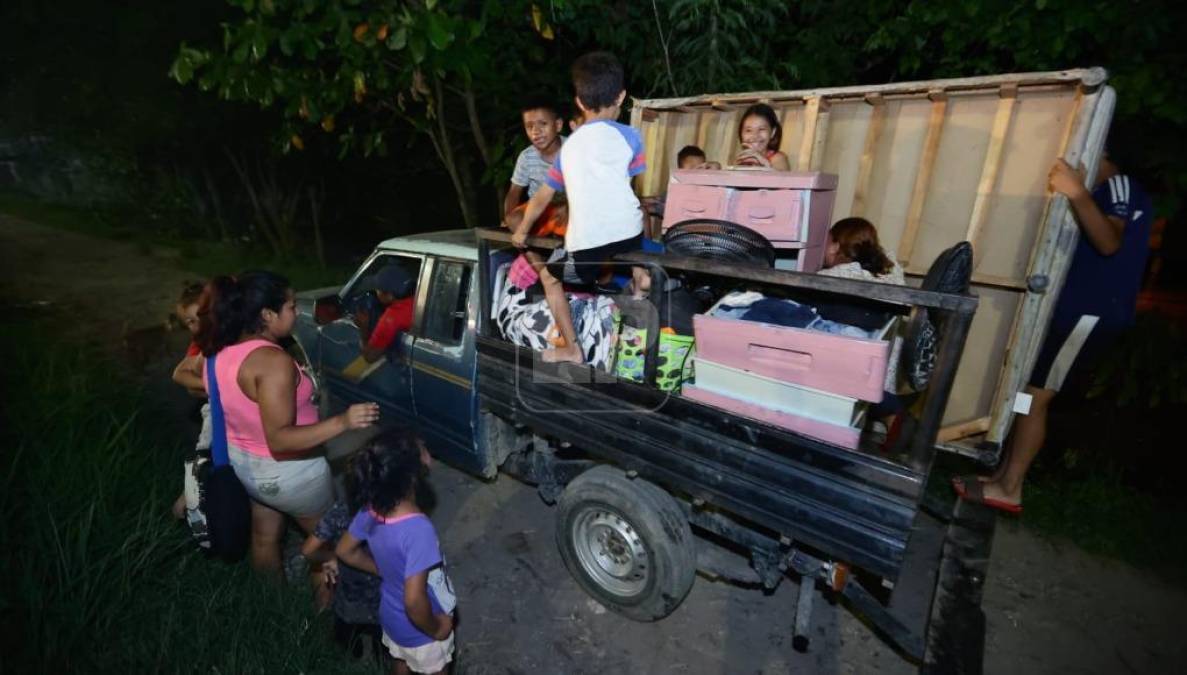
[513,260,687,414]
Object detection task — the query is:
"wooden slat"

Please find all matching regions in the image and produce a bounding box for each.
[964,85,1019,263]
[641,112,663,196]
[809,100,831,171]
[984,86,1111,445]
[650,110,673,196]
[985,88,1087,431]
[1020,87,1085,281]
[850,94,887,217]
[897,91,948,265]
[632,68,1106,110]
[695,110,711,154]
[797,97,823,171]
[904,269,1028,291]
[937,417,990,443]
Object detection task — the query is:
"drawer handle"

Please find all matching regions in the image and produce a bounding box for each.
[683,203,708,214]
[747,206,776,220]
[747,344,812,370]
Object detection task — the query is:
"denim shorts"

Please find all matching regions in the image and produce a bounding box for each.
[227,445,334,519]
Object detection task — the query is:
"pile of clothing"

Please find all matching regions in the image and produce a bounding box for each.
[710,291,876,338]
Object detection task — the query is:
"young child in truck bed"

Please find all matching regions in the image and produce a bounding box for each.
[511,51,646,364]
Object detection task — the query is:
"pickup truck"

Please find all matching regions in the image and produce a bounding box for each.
[291,226,991,673]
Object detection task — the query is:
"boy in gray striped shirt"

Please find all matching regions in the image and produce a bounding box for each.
[503,96,567,237]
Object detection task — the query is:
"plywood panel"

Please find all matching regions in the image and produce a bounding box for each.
[668,112,700,165]
[818,101,871,220]
[936,285,1022,425]
[864,98,931,255]
[708,108,743,171]
[778,104,806,168]
[910,94,998,271]
[849,96,888,218]
[976,90,1077,281]
[629,71,1105,443]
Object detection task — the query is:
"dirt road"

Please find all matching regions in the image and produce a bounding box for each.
[3,212,1184,673]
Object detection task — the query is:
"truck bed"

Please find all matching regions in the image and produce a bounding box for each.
[478,335,921,579]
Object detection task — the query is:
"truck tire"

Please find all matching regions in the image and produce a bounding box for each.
[555,466,696,621]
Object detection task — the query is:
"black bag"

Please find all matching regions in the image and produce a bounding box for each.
[903,242,974,392]
[204,355,251,562]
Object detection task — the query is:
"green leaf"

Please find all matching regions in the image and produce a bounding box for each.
[389,26,408,50]
[427,13,454,50]
[426,0,439,10]
[409,34,427,63]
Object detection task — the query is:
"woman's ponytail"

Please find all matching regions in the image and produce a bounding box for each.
[850,240,894,277]
[828,217,894,277]
[195,270,291,356]
[196,275,243,356]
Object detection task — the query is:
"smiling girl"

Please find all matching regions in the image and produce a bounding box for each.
[735,103,790,170]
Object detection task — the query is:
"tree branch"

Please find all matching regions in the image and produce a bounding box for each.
[461,81,492,168]
[651,0,678,96]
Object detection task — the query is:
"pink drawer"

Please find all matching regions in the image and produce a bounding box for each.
[693,313,890,402]
[728,189,803,242]
[662,184,733,231]
[683,384,861,449]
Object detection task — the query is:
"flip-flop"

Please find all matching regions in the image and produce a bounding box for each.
[952,476,1023,515]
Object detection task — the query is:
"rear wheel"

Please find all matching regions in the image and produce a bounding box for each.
[555,466,696,621]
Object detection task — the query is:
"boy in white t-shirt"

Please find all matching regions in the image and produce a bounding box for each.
[512,51,645,364]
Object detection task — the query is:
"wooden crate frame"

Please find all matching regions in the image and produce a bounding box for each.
[630,68,1114,457]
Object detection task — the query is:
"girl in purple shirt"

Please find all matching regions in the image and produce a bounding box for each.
[336,430,455,675]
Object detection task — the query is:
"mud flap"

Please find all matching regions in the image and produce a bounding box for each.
[921,499,996,674]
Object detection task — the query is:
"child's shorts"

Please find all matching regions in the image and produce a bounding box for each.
[546,233,643,286]
[510,201,567,237]
[382,632,455,674]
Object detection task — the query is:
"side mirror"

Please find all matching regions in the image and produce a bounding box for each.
[314,295,343,325]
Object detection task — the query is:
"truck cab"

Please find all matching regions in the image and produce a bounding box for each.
[294,229,489,475]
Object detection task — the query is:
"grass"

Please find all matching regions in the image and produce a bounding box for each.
[0,189,351,290]
[1022,469,1187,583]
[0,314,378,673]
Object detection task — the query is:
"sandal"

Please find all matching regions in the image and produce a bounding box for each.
[952,476,1022,515]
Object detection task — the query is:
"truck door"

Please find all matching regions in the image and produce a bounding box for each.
[410,257,481,474]
[318,253,424,423]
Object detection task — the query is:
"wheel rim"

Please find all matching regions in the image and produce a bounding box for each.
[571,506,650,598]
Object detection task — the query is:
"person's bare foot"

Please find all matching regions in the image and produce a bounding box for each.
[542,344,584,364]
[975,478,1022,508]
[171,493,186,520]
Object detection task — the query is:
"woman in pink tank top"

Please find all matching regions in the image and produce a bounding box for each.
[735,103,791,171]
[198,271,379,574]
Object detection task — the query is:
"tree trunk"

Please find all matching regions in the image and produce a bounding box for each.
[225,149,283,256]
[308,185,326,268]
[426,77,480,228]
[462,82,505,219]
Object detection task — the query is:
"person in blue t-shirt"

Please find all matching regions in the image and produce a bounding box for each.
[954,154,1153,514]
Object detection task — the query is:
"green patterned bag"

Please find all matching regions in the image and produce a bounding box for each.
[615,326,696,392]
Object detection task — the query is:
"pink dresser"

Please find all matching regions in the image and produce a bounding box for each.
[661,170,838,272]
[686,297,896,450]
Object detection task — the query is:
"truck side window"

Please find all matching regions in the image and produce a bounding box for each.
[422,260,471,344]
[343,254,423,325]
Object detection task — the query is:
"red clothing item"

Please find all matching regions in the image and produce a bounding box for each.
[185,340,201,357]
[367,297,415,352]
